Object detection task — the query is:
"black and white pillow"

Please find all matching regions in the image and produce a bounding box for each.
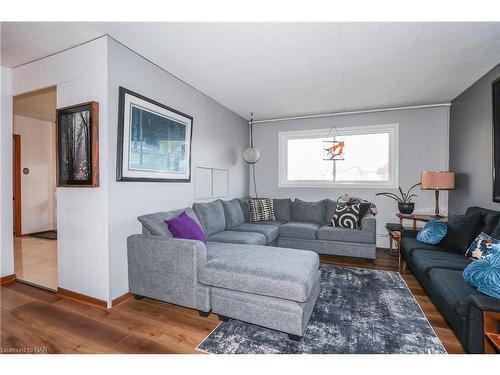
[330,203,371,229]
[248,198,275,222]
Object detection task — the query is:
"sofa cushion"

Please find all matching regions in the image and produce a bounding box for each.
[202,242,320,302]
[138,207,201,237]
[317,225,374,244]
[221,198,245,229]
[234,223,280,243]
[466,206,500,235]
[273,198,292,222]
[292,199,326,225]
[412,250,472,276]
[279,222,320,240]
[238,197,250,222]
[429,268,483,316]
[401,236,447,258]
[324,199,339,224]
[441,212,482,254]
[208,230,267,245]
[193,200,226,236]
[255,220,285,227]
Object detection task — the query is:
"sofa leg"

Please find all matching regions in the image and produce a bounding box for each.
[366,259,374,263]
[288,334,302,341]
[133,294,144,300]
[198,310,211,317]
[218,314,229,322]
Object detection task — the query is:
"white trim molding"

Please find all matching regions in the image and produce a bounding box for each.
[278,123,399,189]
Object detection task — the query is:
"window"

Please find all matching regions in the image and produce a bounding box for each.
[279,124,398,188]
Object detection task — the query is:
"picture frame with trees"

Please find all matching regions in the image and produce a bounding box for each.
[56,101,99,187]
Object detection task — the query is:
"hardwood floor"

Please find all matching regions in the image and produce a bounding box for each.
[1,249,465,354]
[14,236,58,290]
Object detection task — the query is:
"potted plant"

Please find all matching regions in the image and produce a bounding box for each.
[376,183,420,214]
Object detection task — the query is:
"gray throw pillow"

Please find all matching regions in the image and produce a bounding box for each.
[292,199,326,225]
[221,198,245,229]
[324,199,340,224]
[273,198,292,222]
[192,200,226,236]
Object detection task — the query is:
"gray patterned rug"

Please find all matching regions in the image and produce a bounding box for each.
[197,264,446,354]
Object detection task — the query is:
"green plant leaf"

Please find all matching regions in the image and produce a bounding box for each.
[376,192,403,203]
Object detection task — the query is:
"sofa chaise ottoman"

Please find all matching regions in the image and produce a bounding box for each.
[129,206,321,339]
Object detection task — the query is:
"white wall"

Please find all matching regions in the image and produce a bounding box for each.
[13,115,56,234]
[10,37,110,302]
[1,66,14,277]
[106,38,249,300]
[252,106,450,247]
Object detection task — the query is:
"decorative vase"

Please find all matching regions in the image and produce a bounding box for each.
[398,202,415,215]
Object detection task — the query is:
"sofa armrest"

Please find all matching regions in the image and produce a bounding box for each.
[361,214,376,232]
[468,294,500,313]
[401,228,418,239]
[127,234,209,310]
[464,294,500,353]
[360,214,376,243]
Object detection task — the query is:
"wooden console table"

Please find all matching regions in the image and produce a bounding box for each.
[396,213,448,230]
[484,310,500,353]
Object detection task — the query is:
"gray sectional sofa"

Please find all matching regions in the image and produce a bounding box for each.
[127,197,376,339]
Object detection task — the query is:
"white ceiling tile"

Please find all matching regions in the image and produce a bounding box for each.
[2,22,500,119]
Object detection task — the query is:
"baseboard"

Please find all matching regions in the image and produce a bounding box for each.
[0,274,16,286]
[57,288,134,311]
[57,287,109,311]
[112,292,133,307]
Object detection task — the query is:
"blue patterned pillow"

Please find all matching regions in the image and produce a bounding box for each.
[465,232,500,260]
[463,252,500,299]
[416,220,447,245]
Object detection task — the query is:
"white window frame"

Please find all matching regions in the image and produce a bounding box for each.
[278,123,399,189]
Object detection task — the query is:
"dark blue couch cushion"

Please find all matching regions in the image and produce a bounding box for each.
[429,268,483,316]
[412,250,472,276]
[400,236,447,259]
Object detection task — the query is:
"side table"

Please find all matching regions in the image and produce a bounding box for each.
[484,310,500,353]
[396,213,448,230]
[387,229,402,270]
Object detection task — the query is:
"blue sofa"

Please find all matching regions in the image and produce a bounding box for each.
[401,206,500,353]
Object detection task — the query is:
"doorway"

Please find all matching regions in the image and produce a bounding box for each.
[12,86,58,291]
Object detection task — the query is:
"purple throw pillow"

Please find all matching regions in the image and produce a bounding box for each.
[165,211,206,243]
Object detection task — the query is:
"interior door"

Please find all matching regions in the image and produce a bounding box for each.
[13,134,22,236]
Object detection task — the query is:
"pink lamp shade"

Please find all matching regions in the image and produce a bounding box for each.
[421,171,455,190]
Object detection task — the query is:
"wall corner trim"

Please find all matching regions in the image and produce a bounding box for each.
[0,274,16,286]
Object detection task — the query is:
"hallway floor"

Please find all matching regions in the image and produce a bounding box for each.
[14,236,57,290]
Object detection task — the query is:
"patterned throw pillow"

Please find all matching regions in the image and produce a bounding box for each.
[248,198,275,222]
[465,232,500,260]
[330,203,371,229]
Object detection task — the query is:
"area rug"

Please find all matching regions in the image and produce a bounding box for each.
[197,264,446,354]
[29,230,57,240]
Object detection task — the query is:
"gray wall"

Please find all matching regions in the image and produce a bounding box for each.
[449,63,500,215]
[252,107,450,247]
[107,38,249,300]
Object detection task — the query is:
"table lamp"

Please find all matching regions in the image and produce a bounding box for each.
[421,171,455,217]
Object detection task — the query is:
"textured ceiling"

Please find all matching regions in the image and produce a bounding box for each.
[2,22,500,120]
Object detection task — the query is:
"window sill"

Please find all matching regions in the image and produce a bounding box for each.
[278,181,398,189]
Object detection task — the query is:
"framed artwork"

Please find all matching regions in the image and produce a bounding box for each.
[116,87,193,182]
[493,78,500,202]
[57,101,99,187]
